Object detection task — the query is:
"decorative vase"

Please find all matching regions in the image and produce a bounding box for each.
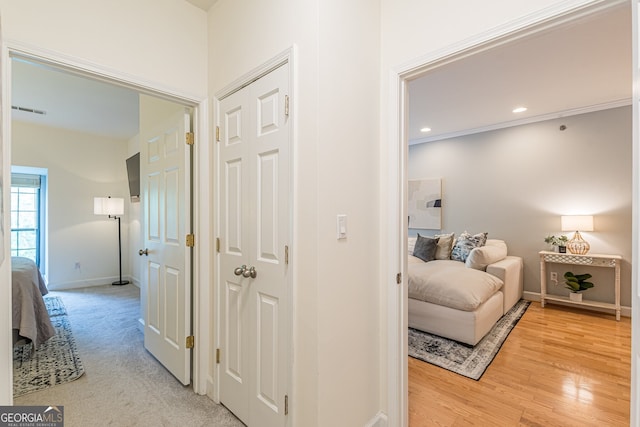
[569,292,583,302]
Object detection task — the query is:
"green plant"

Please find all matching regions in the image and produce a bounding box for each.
[564,271,594,293]
[544,235,569,247]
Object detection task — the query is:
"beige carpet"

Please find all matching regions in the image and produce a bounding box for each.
[14,284,244,427]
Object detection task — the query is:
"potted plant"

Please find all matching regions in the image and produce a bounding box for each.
[544,235,569,253]
[564,271,594,302]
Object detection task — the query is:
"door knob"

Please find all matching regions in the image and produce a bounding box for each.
[242,266,257,279]
[234,265,247,276]
[139,248,149,256]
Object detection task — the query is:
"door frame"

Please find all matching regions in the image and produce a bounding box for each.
[211,47,296,425]
[385,1,634,426]
[1,41,211,399]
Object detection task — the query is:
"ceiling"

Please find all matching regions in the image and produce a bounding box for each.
[11,58,140,140]
[408,3,631,144]
[9,3,632,144]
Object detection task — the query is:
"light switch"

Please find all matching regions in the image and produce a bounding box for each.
[337,214,347,240]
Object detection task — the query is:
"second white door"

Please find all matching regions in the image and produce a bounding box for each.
[218,63,291,427]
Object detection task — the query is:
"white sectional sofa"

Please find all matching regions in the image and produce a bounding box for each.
[408,236,523,346]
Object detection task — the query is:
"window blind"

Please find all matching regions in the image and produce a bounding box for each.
[11,173,41,188]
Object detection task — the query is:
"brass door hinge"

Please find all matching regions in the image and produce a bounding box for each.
[216,238,221,253]
[216,126,220,142]
[284,95,289,117]
[186,233,195,247]
[186,132,194,146]
[216,348,221,364]
[284,395,288,415]
[285,245,289,265]
[396,273,402,284]
[186,335,194,349]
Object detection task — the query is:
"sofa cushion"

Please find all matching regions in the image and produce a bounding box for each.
[408,262,503,311]
[451,231,488,262]
[434,232,455,260]
[413,234,439,262]
[466,239,508,271]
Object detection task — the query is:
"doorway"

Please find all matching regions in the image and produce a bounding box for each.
[387,2,635,425]
[7,49,207,398]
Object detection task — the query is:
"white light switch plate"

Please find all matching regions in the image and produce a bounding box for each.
[337,214,347,239]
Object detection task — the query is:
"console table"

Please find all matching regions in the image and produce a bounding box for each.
[539,250,621,320]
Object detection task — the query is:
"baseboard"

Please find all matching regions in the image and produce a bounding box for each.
[523,291,631,318]
[47,276,134,290]
[364,411,388,427]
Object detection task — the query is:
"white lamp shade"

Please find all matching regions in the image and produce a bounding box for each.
[94,197,124,216]
[561,215,594,232]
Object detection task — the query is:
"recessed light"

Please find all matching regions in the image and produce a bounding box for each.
[420,127,431,133]
[512,107,527,113]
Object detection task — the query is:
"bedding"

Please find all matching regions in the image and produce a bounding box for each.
[11,256,55,349]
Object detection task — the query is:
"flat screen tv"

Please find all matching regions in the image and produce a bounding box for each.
[126,152,140,202]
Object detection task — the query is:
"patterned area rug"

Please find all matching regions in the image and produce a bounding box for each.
[44,296,67,317]
[13,296,84,397]
[408,299,530,380]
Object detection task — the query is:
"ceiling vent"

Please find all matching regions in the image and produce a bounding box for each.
[12,105,46,115]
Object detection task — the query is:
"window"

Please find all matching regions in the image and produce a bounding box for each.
[11,168,47,269]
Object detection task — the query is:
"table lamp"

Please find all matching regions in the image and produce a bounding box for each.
[561,215,594,255]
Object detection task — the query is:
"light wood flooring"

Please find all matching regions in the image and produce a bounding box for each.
[409,301,631,426]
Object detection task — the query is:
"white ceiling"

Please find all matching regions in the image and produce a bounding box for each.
[408,3,631,144]
[9,3,632,144]
[11,58,140,140]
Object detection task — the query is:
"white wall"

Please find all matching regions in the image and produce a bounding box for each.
[0,0,207,405]
[408,107,632,307]
[12,121,131,289]
[208,0,381,425]
[0,0,208,100]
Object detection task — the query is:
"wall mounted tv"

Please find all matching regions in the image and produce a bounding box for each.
[126,152,140,202]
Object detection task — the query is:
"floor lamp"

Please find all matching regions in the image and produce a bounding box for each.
[94,196,130,286]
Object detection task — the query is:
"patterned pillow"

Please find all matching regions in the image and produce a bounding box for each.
[412,234,439,262]
[451,231,488,262]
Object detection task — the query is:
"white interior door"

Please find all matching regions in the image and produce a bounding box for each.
[140,94,192,385]
[218,63,290,427]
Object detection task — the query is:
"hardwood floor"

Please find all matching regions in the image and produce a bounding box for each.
[409,302,631,426]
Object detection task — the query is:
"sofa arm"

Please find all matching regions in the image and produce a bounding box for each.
[486,256,523,315]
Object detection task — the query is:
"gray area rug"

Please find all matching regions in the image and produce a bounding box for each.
[13,297,84,397]
[408,299,530,380]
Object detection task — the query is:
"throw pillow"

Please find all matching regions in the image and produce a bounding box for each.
[434,232,455,260]
[466,239,508,270]
[451,231,488,262]
[412,234,439,262]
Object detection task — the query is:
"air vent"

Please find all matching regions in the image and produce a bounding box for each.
[12,105,46,115]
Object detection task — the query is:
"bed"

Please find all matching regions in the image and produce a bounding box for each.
[11,256,55,349]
